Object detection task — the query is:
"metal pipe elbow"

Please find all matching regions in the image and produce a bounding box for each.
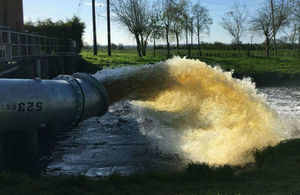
[0,73,109,132]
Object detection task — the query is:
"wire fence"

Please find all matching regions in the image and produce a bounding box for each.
[0,25,77,62]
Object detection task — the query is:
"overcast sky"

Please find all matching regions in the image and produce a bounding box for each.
[23,0,264,45]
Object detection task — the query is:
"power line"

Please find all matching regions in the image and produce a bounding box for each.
[77,0,83,16]
[24,9,69,17]
[200,0,260,8]
[200,0,232,6]
[97,0,102,27]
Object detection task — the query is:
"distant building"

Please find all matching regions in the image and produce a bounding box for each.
[0,0,24,31]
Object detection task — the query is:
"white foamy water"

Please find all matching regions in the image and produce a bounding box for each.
[259,87,300,139]
[93,57,298,166]
[44,58,299,176]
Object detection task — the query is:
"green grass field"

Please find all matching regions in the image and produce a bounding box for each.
[81,49,166,68]
[81,48,300,86]
[1,139,300,194]
[81,48,300,74]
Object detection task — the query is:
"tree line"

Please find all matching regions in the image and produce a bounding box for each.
[112,0,213,58]
[111,0,300,57]
[24,16,85,51]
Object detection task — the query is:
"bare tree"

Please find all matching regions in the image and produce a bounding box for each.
[140,18,153,56]
[251,4,273,57]
[182,1,191,57]
[189,17,194,58]
[270,0,276,55]
[192,2,212,57]
[161,0,174,58]
[169,0,188,55]
[270,0,290,56]
[149,5,164,58]
[278,35,289,44]
[184,14,190,56]
[221,4,247,56]
[251,0,290,57]
[291,0,300,50]
[297,1,300,49]
[283,20,298,55]
[112,0,152,57]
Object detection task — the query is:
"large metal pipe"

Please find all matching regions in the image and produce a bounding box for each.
[0,73,109,132]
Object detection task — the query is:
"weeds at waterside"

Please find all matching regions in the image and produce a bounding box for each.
[1,139,300,194]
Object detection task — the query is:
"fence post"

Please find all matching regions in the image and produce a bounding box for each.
[26,35,28,56]
[38,37,41,56]
[36,58,41,78]
[33,35,36,56]
[56,39,59,55]
[18,33,21,57]
[8,29,12,61]
[0,28,2,60]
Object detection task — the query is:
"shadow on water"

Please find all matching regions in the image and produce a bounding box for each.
[39,101,184,176]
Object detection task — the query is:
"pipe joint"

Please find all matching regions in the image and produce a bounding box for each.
[0,73,109,132]
[54,75,85,129]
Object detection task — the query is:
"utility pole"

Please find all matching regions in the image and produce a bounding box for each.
[92,0,97,55]
[107,0,111,56]
[298,26,300,46]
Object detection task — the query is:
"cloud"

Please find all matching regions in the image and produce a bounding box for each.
[24,16,30,22]
[84,2,104,7]
[99,13,117,18]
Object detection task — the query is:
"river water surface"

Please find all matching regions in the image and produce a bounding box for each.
[43,87,300,176]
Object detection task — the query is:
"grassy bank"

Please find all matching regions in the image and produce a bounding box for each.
[200,56,300,86]
[81,49,165,69]
[1,139,300,194]
[81,49,300,86]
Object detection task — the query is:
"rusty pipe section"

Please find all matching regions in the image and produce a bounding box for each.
[0,73,109,132]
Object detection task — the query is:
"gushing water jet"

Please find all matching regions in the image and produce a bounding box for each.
[94,57,284,165]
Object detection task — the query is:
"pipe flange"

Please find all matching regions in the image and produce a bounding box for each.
[73,73,109,116]
[54,75,85,129]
